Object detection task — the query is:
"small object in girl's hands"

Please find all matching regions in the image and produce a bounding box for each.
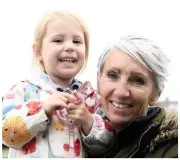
[69,91,83,104]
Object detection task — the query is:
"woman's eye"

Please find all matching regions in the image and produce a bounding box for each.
[107,72,118,79]
[131,77,145,85]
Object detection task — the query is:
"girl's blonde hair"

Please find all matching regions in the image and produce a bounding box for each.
[33,11,89,72]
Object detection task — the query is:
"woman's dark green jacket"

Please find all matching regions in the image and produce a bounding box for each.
[87,107,178,158]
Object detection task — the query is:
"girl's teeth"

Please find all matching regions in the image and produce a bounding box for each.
[60,59,76,63]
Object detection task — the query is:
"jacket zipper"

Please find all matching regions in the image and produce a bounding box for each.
[129,125,152,157]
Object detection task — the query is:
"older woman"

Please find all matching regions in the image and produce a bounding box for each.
[89,36,178,158]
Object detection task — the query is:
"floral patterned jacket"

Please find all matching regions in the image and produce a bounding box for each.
[2,72,113,158]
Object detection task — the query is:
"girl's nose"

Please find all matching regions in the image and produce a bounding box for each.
[64,42,74,52]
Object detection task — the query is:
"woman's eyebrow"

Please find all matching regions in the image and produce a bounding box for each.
[131,71,148,79]
[106,66,120,71]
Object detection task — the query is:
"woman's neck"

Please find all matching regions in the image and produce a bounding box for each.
[112,123,127,131]
[112,110,148,131]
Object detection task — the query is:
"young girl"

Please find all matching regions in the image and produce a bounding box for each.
[2,11,113,158]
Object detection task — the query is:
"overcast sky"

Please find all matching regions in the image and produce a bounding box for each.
[0,0,179,102]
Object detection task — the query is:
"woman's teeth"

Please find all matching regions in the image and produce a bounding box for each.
[112,102,132,109]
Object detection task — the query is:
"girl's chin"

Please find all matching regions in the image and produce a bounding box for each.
[56,71,78,78]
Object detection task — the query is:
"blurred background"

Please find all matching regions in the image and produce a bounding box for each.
[1,0,179,157]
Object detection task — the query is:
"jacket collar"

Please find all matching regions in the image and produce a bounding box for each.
[26,71,82,93]
[148,107,178,152]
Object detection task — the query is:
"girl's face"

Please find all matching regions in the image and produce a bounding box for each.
[35,18,86,82]
[98,49,160,129]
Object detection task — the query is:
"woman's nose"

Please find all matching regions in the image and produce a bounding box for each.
[113,80,130,98]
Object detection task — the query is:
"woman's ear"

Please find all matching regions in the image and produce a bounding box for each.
[149,91,161,106]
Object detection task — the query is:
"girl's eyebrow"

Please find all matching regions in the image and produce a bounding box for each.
[51,34,84,40]
[73,35,84,40]
[53,33,64,37]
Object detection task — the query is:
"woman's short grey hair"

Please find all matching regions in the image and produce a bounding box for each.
[97,35,170,93]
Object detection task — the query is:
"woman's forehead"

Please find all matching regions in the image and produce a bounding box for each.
[103,49,152,76]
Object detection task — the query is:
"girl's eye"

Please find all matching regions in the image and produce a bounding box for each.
[53,39,63,43]
[131,76,145,85]
[73,40,82,44]
[107,71,118,80]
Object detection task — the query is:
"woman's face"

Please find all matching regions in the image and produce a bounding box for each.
[98,48,160,129]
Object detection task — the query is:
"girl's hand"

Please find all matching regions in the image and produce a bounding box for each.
[67,92,94,135]
[43,91,76,116]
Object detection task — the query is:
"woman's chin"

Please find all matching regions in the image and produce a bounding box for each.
[107,114,131,129]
